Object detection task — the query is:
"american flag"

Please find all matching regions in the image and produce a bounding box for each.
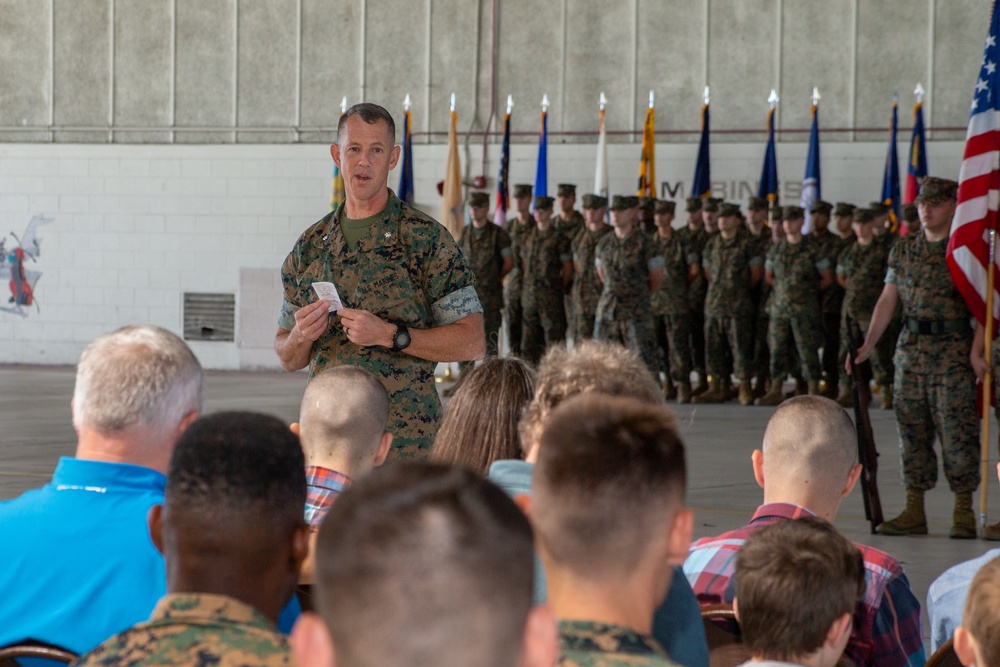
[947,0,1000,327]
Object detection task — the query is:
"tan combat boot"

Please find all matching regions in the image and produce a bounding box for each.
[752,376,768,399]
[983,521,1000,541]
[692,378,725,404]
[876,488,927,536]
[677,381,692,404]
[692,371,709,396]
[738,377,754,406]
[821,381,839,399]
[755,381,785,407]
[950,491,977,539]
[881,384,894,409]
[835,386,853,408]
[722,377,737,402]
[807,380,821,395]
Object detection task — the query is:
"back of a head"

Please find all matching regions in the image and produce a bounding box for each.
[73,324,203,441]
[531,393,685,579]
[166,411,307,573]
[314,462,535,667]
[734,517,865,662]
[298,366,389,467]
[519,341,663,455]
[430,357,537,473]
[961,556,1000,667]
[761,395,857,492]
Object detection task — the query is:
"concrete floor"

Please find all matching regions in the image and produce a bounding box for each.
[2,364,999,648]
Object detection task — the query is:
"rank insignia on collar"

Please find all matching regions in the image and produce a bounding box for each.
[384,232,392,239]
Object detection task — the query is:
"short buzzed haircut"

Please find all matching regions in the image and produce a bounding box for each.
[762,395,857,484]
[167,411,306,526]
[315,462,535,667]
[532,394,685,578]
[735,517,865,662]
[298,366,389,465]
[73,325,203,439]
[338,103,396,144]
[962,556,1000,667]
[519,340,663,454]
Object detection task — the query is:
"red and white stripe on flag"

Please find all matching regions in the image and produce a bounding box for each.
[946,3,1000,328]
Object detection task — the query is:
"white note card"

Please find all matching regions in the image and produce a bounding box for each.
[311,282,344,312]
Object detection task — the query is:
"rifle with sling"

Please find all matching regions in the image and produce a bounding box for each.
[846,316,884,533]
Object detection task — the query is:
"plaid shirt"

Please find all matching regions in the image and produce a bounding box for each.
[304,466,352,531]
[682,503,926,667]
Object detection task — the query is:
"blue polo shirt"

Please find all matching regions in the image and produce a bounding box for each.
[0,457,300,658]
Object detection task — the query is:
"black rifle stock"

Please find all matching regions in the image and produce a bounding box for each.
[847,317,884,533]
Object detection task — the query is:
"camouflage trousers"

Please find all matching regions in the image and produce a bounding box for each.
[521,299,566,366]
[654,313,692,382]
[821,309,841,387]
[595,316,659,376]
[573,305,598,343]
[751,307,769,382]
[768,309,823,381]
[705,312,752,379]
[687,301,707,374]
[504,287,523,356]
[838,313,894,388]
[893,368,979,493]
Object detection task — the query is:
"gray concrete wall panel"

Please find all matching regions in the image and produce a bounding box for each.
[707,0,778,141]
[0,0,51,142]
[237,0,298,142]
[637,0,706,142]
[428,0,480,136]
[932,0,985,141]
[114,0,171,143]
[299,0,361,143]
[780,0,853,142]
[855,0,927,137]
[365,0,427,136]
[175,0,235,143]
[53,0,110,142]
[497,0,561,141]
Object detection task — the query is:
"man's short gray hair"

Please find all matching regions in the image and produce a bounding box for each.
[72,325,203,437]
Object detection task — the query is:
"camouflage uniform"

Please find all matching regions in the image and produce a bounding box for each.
[678,225,710,378]
[652,230,695,383]
[747,227,772,387]
[875,233,901,391]
[766,237,830,381]
[702,230,762,381]
[571,225,612,341]
[837,237,892,387]
[504,215,536,356]
[594,229,663,374]
[279,192,482,458]
[74,593,291,667]
[558,620,678,667]
[887,233,978,493]
[459,221,512,360]
[812,228,847,388]
[520,224,571,364]
[556,209,585,339]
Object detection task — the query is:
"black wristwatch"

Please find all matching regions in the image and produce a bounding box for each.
[391,323,411,351]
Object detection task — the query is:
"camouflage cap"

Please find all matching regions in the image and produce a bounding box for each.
[747,196,768,211]
[557,183,577,196]
[654,199,676,214]
[610,195,639,211]
[534,195,554,210]
[868,202,890,216]
[703,198,721,212]
[513,183,533,198]
[719,202,742,217]
[915,176,959,204]
[810,199,833,215]
[686,197,703,212]
[852,208,874,224]
[902,203,919,222]
[582,193,608,209]
[639,196,656,211]
[467,191,490,207]
[833,202,857,217]
[782,205,805,220]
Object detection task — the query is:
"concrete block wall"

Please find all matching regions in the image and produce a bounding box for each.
[0,138,964,370]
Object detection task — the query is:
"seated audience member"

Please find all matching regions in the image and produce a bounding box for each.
[531,394,692,667]
[683,395,925,667]
[927,462,1000,652]
[0,325,203,655]
[74,412,308,666]
[290,462,558,667]
[954,556,1000,667]
[290,366,390,583]
[486,340,709,667]
[733,517,865,667]
[430,356,537,474]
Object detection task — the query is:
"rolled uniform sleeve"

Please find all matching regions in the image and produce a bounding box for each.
[422,227,484,326]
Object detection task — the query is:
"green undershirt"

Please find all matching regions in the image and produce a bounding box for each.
[341,212,382,248]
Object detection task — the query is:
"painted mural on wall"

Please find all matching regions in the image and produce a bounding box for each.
[1,215,53,317]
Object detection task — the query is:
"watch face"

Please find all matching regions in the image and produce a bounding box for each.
[395,330,411,349]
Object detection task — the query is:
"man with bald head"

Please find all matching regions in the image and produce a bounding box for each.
[682,396,925,667]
